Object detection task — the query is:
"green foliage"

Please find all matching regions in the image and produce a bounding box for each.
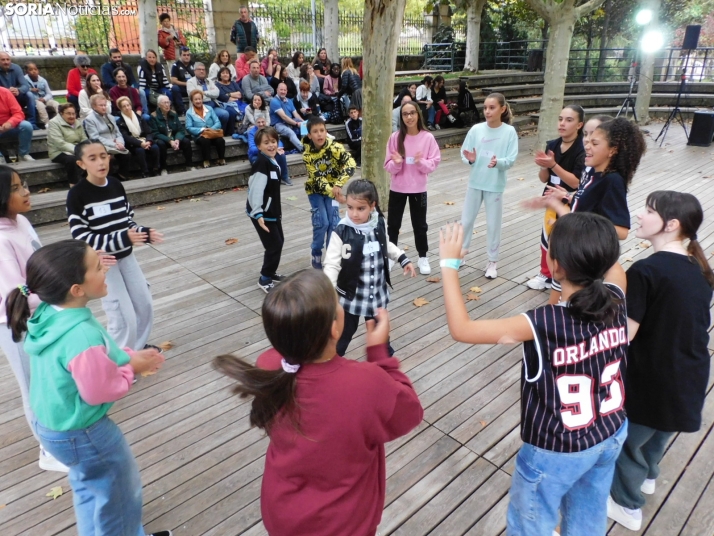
[73,15,112,55]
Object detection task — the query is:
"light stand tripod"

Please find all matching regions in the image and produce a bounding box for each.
[617,58,639,122]
[655,52,691,146]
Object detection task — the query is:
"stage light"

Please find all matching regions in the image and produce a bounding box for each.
[641,30,664,53]
[636,9,653,25]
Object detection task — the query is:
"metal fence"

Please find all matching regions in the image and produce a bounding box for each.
[0,0,210,56]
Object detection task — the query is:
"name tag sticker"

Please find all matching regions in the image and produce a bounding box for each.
[270,171,278,180]
[363,241,380,254]
[550,174,561,185]
[93,204,112,217]
[481,150,494,160]
[332,199,340,207]
[405,156,415,165]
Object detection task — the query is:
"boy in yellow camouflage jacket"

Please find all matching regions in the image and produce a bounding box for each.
[302,116,356,269]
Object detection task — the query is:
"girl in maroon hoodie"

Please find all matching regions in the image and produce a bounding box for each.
[214,269,423,536]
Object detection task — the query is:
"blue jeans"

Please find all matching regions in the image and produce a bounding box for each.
[170,84,187,115]
[274,121,303,151]
[0,120,33,156]
[35,417,145,536]
[308,193,340,256]
[16,92,37,128]
[205,101,230,133]
[507,420,628,536]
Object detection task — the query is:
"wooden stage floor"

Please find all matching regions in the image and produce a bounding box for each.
[1,124,713,535]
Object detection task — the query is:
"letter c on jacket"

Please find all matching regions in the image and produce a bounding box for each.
[341,243,351,259]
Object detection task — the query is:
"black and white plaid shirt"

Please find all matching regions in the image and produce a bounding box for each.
[340,227,388,318]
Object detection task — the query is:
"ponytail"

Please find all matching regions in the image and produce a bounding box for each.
[549,213,621,323]
[486,92,512,125]
[6,286,31,342]
[213,270,338,431]
[687,238,714,288]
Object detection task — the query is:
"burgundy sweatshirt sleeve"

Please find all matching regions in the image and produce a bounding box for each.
[366,344,424,441]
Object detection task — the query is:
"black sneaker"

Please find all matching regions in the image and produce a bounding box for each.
[281,177,294,186]
[148,532,173,536]
[271,273,285,283]
[311,254,322,270]
[143,344,164,354]
[258,277,275,294]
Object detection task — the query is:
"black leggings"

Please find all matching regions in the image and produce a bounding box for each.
[337,311,394,357]
[155,138,193,168]
[52,152,84,185]
[194,136,225,161]
[250,217,284,279]
[387,190,428,257]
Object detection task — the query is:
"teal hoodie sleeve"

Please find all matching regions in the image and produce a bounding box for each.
[495,126,519,171]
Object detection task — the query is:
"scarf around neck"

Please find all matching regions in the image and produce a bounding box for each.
[121,110,142,138]
[339,209,378,233]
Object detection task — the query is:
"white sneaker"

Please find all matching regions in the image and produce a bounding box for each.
[607,496,642,531]
[641,478,656,495]
[417,257,431,275]
[19,154,35,162]
[39,448,69,473]
[485,261,498,279]
[160,169,168,176]
[526,273,552,290]
[388,259,395,272]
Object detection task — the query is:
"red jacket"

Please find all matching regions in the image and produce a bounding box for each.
[256,345,423,536]
[158,27,186,61]
[235,54,264,81]
[66,67,97,98]
[0,86,25,127]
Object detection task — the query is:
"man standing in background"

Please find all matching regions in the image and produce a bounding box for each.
[231,6,259,54]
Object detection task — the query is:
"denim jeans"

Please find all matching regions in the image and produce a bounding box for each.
[35,417,145,536]
[205,101,230,133]
[506,420,628,536]
[308,193,340,256]
[0,120,33,156]
[274,121,304,151]
[170,84,187,115]
[16,91,37,128]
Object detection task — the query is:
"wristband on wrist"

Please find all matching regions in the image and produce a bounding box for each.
[440,259,462,270]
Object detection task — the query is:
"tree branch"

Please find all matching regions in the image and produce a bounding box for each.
[575,0,608,18]
[524,0,551,21]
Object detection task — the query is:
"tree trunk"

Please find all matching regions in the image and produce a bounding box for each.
[635,0,662,124]
[324,0,340,63]
[362,0,407,206]
[464,0,487,72]
[138,0,159,56]
[536,6,577,146]
[595,0,611,82]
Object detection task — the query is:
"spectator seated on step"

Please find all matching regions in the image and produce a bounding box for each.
[101,48,148,116]
[241,60,273,104]
[186,62,233,136]
[150,94,194,172]
[170,47,195,116]
[66,54,97,113]
[109,68,149,122]
[0,52,37,129]
[23,62,59,128]
[47,103,87,187]
[235,46,263,82]
[269,82,304,152]
[0,86,34,162]
[82,93,131,179]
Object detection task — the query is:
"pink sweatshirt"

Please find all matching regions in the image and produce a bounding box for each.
[384,129,441,194]
[0,215,41,324]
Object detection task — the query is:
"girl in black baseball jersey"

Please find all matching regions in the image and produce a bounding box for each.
[440,213,627,536]
[608,191,714,531]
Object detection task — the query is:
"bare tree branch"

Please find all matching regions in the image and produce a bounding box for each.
[575,0,608,19]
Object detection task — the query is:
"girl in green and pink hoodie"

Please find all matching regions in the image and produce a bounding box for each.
[7,239,171,536]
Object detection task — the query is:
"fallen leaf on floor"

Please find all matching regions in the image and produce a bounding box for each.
[403,246,409,250]
[444,201,455,205]
[140,370,157,377]
[46,486,63,500]
[469,286,482,293]
[175,198,182,203]
[413,297,429,307]
[189,198,203,202]
[38,187,51,193]
[639,241,651,249]
[444,143,460,148]
[218,190,225,194]
[157,341,174,351]
[225,238,238,245]
[466,293,480,301]
[0,503,5,509]
[204,191,216,196]
[479,420,488,427]
[232,186,246,191]
[285,196,298,201]
[426,276,441,283]
[517,177,525,181]
[624,257,633,262]
[156,206,165,211]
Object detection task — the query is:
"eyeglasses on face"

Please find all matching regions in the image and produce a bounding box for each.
[401,111,417,117]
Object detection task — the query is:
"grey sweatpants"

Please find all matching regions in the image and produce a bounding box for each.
[101,253,154,351]
[0,323,38,442]
[461,187,503,261]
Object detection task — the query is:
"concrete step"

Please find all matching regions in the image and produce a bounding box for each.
[29,121,521,226]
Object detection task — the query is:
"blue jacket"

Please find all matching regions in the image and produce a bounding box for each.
[185,105,222,137]
[247,125,283,163]
[24,74,51,98]
[0,64,28,94]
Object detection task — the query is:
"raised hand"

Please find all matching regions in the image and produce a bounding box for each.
[487,155,497,168]
[365,308,390,348]
[439,222,464,260]
[462,148,477,163]
[127,228,149,245]
[390,151,403,165]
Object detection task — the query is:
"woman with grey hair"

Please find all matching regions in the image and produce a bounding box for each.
[66,54,97,112]
[150,94,194,172]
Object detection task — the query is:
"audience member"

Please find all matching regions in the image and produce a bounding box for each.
[416,75,436,130]
[82,94,130,178]
[394,82,416,108]
[235,46,262,81]
[457,79,480,126]
[269,82,304,151]
[186,62,232,134]
[432,75,456,126]
[270,64,297,100]
[170,47,195,116]
[323,63,341,96]
[109,68,147,121]
[115,96,160,178]
[286,51,304,87]
[242,60,274,103]
[299,63,320,96]
[100,48,137,90]
[138,49,172,111]
[392,95,411,132]
[209,50,237,82]
[79,73,112,120]
[47,103,87,186]
[0,86,33,163]
[340,57,362,112]
[185,89,226,168]
[24,62,59,127]
[261,48,280,79]
[312,48,331,83]
[293,81,321,121]
[0,52,37,129]
[65,55,96,112]
[158,13,186,69]
[150,94,194,172]
[216,67,243,135]
[231,5,259,53]
[243,93,269,127]
[344,105,362,166]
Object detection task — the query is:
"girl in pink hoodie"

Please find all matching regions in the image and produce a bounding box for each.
[384,100,441,276]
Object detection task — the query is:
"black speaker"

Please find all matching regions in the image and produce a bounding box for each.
[682,25,701,50]
[688,111,714,147]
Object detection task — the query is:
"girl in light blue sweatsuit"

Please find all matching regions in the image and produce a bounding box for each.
[460,92,518,279]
